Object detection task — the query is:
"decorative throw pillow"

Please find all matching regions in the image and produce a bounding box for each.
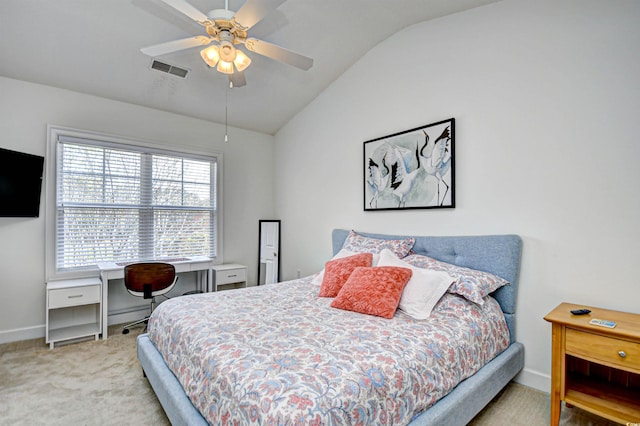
[318,253,373,297]
[341,230,415,258]
[376,249,454,319]
[331,266,412,318]
[311,249,380,285]
[402,253,509,305]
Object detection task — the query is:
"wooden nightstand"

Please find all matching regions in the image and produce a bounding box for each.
[544,303,640,425]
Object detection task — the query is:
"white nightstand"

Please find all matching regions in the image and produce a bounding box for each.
[46,277,102,349]
[212,264,247,291]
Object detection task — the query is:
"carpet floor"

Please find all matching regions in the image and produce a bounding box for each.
[0,325,618,426]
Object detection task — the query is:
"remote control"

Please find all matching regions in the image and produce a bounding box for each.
[570,308,591,315]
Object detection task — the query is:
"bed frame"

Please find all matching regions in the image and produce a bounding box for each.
[137,229,524,425]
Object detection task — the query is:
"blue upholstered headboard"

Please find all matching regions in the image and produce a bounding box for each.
[332,229,523,342]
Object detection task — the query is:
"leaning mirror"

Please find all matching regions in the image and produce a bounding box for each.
[257,220,280,285]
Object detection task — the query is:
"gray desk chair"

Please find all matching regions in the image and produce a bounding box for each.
[122,262,178,334]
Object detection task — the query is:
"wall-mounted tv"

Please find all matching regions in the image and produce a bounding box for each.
[0,147,45,218]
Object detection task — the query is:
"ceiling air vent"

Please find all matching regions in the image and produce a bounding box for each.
[150,60,189,79]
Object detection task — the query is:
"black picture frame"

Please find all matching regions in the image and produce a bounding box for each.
[363,118,455,211]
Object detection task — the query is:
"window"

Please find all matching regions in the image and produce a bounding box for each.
[46,127,219,276]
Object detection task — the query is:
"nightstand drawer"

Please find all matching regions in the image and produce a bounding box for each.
[216,268,247,285]
[49,285,101,309]
[566,328,640,371]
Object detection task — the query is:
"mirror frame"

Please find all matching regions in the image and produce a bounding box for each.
[257,219,281,286]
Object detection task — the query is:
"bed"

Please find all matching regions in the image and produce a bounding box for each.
[137,229,524,425]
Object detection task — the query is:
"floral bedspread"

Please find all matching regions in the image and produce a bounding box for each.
[147,277,509,425]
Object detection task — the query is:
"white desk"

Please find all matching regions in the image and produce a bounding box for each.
[97,256,213,339]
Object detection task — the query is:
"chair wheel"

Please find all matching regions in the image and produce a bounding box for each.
[122,328,130,335]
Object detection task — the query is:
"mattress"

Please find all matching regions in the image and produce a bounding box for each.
[147,276,509,425]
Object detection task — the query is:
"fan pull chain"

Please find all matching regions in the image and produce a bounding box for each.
[224,82,229,143]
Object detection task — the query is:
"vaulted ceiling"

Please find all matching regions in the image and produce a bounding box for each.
[0,0,501,134]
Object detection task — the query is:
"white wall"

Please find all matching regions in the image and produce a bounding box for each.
[0,76,275,342]
[274,0,640,392]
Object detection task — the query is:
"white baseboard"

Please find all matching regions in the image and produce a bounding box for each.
[0,324,45,344]
[0,306,149,344]
[513,367,550,393]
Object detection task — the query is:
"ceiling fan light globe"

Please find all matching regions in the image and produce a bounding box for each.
[233,50,251,72]
[217,60,234,74]
[200,45,220,67]
[219,41,237,63]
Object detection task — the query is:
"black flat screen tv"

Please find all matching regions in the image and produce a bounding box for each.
[0,147,45,218]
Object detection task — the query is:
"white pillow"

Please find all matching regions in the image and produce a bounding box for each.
[311,249,380,285]
[377,249,454,320]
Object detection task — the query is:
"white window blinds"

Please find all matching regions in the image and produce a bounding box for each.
[55,135,216,272]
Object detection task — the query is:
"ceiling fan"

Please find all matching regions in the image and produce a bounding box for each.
[141,0,314,87]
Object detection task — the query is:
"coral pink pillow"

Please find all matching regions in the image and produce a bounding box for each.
[331,266,412,318]
[318,253,373,297]
[311,249,380,285]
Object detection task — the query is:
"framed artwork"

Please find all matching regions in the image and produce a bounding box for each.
[364,118,455,211]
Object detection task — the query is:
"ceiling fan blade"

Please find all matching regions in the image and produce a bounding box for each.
[159,0,209,23]
[245,38,313,70]
[141,35,213,57]
[230,71,247,88]
[233,0,286,30]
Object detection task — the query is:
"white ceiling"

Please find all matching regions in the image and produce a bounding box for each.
[0,0,501,135]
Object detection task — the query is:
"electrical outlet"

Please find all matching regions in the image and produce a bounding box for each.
[296,269,301,278]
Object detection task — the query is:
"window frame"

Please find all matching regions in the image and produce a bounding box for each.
[45,125,224,281]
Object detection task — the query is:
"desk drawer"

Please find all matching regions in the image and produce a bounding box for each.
[216,268,247,285]
[49,285,101,309]
[566,328,640,372]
